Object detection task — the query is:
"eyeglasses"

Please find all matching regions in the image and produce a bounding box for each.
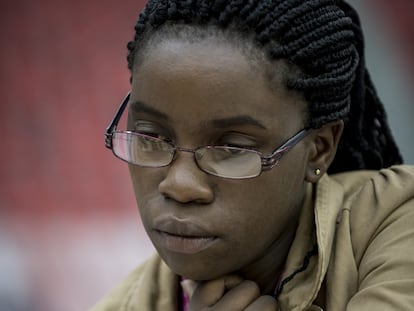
[105,92,310,179]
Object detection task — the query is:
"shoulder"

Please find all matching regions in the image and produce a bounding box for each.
[88,253,175,311]
[325,166,414,309]
[329,165,414,218]
[331,164,414,199]
[321,165,414,233]
[330,165,414,232]
[330,165,414,269]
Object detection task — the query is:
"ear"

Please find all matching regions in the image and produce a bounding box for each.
[305,120,344,183]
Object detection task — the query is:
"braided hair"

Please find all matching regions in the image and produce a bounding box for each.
[126,0,403,173]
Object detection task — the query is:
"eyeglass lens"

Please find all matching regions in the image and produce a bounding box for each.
[111,132,263,178]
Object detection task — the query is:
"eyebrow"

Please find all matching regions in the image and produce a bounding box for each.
[211,116,267,130]
[129,101,170,120]
[129,100,266,130]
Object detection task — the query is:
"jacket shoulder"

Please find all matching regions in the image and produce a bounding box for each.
[330,165,414,241]
[326,165,414,309]
[331,165,414,201]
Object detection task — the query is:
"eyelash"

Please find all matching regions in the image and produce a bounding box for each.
[218,141,254,150]
[217,134,259,149]
[139,131,171,143]
[133,121,260,149]
[133,121,170,139]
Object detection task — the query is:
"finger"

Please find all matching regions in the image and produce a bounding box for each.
[213,280,260,310]
[190,275,243,307]
[245,295,279,311]
[223,274,244,291]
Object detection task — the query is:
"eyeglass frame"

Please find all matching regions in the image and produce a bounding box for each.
[105,92,310,177]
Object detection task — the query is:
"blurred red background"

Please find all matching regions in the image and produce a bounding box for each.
[0,1,413,310]
[0,1,153,310]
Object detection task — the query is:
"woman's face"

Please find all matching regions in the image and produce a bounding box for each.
[129,37,311,281]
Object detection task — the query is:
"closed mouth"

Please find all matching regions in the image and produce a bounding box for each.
[155,230,217,254]
[152,216,219,254]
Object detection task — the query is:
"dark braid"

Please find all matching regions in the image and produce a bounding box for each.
[126,0,403,173]
[327,1,403,172]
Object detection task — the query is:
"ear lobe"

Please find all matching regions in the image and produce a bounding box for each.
[305,120,344,183]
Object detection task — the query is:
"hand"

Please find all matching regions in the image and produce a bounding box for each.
[187,275,279,311]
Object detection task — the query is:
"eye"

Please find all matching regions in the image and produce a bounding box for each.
[221,146,250,155]
[217,133,259,150]
[133,120,172,141]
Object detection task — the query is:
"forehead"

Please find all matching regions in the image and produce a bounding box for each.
[131,37,306,133]
[135,37,267,92]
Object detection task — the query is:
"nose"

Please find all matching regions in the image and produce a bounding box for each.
[158,151,214,204]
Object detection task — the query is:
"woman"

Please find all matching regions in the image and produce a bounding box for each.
[92,0,414,310]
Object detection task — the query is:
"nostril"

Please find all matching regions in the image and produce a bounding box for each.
[193,198,212,205]
[158,175,214,205]
[160,188,213,205]
[161,191,173,201]
[161,194,211,206]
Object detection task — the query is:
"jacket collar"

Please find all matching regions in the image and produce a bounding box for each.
[277,175,344,311]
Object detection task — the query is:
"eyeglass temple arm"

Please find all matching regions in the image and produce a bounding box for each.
[261,129,310,170]
[105,92,131,149]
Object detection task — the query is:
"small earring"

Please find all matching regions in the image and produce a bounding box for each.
[314,168,321,176]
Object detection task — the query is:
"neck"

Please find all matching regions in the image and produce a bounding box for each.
[238,224,298,295]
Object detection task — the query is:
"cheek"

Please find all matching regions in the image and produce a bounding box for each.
[248,169,303,206]
[128,166,163,214]
[221,175,303,233]
[232,169,306,232]
[213,179,303,271]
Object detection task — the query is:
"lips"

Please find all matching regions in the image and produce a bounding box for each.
[153,217,218,254]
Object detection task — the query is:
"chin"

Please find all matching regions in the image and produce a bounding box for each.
[160,251,229,281]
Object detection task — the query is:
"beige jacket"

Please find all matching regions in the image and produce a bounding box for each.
[90,165,414,311]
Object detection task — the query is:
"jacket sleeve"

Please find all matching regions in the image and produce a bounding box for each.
[347,165,414,310]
